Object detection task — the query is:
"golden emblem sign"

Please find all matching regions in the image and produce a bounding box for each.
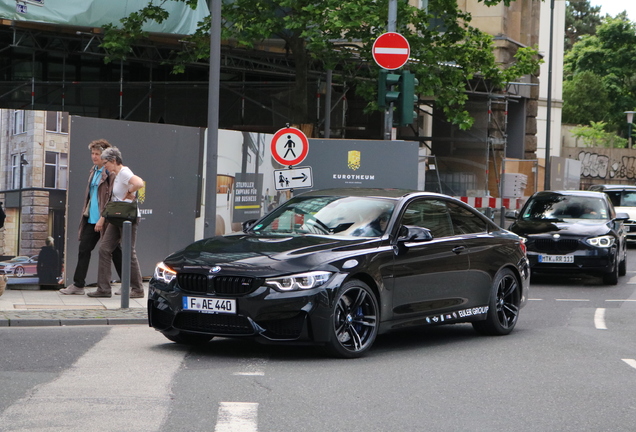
[348,151,361,170]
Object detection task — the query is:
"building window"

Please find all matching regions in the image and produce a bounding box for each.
[11,154,27,189]
[46,111,69,133]
[44,151,68,189]
[13,110,26,135]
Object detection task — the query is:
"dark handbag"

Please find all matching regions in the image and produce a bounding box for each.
[102,201,138,227]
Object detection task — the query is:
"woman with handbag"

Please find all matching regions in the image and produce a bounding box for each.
[87,147,145,298]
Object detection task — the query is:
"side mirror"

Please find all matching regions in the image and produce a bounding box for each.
[505,210,519,219]
[242,219,257,233]
[398,225,433,242]
[615,212,630,221]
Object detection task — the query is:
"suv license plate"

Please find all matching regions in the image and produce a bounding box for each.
[538,255,574,263]
[183,296,236,314]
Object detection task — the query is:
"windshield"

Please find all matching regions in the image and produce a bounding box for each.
[604,190,636,207]
[250,195,396,237]
[521,195,609,221]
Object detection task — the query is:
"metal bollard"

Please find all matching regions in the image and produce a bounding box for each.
[120,221,132,309]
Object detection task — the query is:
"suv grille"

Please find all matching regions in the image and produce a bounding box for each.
[176,273,262,296]
[532,239,579,253]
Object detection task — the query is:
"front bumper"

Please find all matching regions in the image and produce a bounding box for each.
[148,275,346,345]
[526,246,616,275]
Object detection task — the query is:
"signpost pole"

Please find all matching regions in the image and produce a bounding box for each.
[384,0,398,141]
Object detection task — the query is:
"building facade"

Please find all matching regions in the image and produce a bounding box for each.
[0,109,68,260]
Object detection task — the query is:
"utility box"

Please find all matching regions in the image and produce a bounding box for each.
[502,173,528,198]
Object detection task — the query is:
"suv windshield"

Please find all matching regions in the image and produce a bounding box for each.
[604,190,636,207]
[521,194,609,221]
[250,195,396,237]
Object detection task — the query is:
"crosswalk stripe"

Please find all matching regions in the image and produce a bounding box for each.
[0,327,185,432]
[215,402,259,432]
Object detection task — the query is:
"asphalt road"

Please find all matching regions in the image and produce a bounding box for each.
[1,251,635,431]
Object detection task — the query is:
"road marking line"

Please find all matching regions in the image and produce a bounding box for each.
[555,299,590,302]
[627,275,636,284]
[605,299,636,302]
[594,308,607,329]
[622,359,636,370]
[233,357,267,376]
[215,402,258,432]
[528,298,543,301]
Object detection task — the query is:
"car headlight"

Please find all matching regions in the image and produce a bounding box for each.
[586,235,615,248]
[154,261,177,284]
[265,271,332,292]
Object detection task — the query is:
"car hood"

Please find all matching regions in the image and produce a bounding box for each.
[615,206,636,221]
[509,219,612,238]
[163,234,381,276]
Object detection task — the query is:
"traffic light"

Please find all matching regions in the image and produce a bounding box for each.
[378,70,419,126]
[395,71,419,126]
[377,70,401,108]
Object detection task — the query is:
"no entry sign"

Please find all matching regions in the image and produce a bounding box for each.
[372,32,410,70]
[271,127,309,166]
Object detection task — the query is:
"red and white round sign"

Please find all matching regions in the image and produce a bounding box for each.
[271,127,309,166]
[372,32,410,70]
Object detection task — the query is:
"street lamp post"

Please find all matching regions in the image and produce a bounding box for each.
[625,111,635,148]
[17,154,28,254]
[544,0,556,191]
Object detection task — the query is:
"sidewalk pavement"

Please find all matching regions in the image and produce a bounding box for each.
[0,282,148,327]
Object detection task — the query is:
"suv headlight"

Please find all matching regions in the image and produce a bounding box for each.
[585,235,615,248]
[154,261,177,284]
[265,271,332,292]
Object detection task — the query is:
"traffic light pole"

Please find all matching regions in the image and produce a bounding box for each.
[384,0,397,140]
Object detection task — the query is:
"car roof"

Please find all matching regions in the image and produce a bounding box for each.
[532,190,609,199]
[589,184,636,191]
[296,188,438,200]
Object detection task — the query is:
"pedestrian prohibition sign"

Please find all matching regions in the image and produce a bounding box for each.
[372,32,410,70]
[271,126,309,166]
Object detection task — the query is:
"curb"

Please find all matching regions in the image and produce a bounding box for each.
[0,309,148,327]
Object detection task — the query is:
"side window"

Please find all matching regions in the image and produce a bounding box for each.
[447,202,488,234]
[400,199,453,238]
[605,191,621,207]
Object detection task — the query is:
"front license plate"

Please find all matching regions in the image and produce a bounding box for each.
[183,296,236,314]
[538,254,574,263]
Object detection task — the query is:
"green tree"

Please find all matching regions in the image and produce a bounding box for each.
[562,71,610,124]
[565,0,601,51]
[102,0,540,129]
[570,121,627,148]
[564,14,636,133]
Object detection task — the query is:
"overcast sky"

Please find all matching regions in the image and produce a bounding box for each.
[588,0,635,21]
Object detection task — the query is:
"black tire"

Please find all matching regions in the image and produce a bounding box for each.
[603,259,619,285]
[619,256,627,277]
[472,268,521,336]
[325,280,379,358]
[163,331,213,345]
[14,266,24,277]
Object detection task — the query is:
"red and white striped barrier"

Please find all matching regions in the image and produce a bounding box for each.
[455,196,523,210]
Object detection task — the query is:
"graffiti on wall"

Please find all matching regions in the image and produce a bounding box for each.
[577,151,636,179]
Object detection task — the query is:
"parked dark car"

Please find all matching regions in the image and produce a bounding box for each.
[148,188,529,358]
[508,190,628,285]
[0,255,38,277]
[588,184,636,241]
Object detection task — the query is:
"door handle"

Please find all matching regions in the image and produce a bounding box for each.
[452,246,465,254]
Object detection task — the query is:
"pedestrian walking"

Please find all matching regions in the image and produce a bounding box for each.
[60,139,122,295]
[88,147,144,298]
[37,236,61,289]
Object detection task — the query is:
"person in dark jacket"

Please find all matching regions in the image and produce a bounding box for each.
[37,236,60,288]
